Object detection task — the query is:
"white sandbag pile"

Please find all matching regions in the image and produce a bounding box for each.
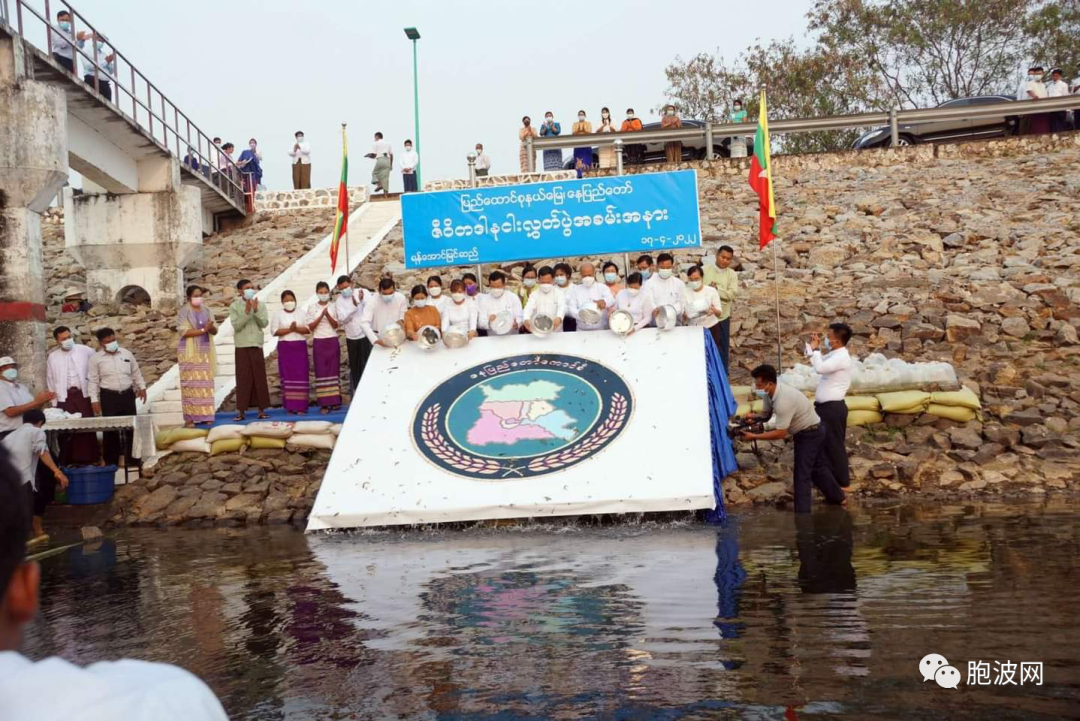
[156,421,344,455]
[779,353,958,395]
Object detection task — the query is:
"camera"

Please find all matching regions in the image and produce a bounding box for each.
[727,416,763,440]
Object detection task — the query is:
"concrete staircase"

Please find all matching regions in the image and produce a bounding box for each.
[142,200,401,429]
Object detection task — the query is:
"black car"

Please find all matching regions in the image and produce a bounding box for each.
[562,119,754,169]
[852,95,1019,149]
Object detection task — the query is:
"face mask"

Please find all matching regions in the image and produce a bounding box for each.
[754,389,769,399]
[734,105,742,111]
[318,293,330,303]
[60,338,74,351]
[243,288,256,300]
[249,143,257,149]
[283,301,296,311]
[191,297,204,307]
[640,268,651,280]
[380,293,394,303]
[428,286,442,297]
[540,284,554,294]
[105,341,119,353]
[466,284,478,296]
[604,272,618,283]
[1,369,17,381]
[1034,74,1043,81]
[476,148,482,154]
[666,110,675,116]
[627,288,640,297]
[688,280,702,291]
[823,338,832,352]
[545,117,553,123]
[414,298,427,308]
[582,276,595,287]
[555,276,567,287]
[578,115,586,121]
[341,287,353,298]
[59,21,71,31]
[626,113,635,120]
[523,278,536,288]
[658,268,673,279]
[405,146,412,151]
[296,136,304,142]
[452,292,466,303]
[491,288,505,298]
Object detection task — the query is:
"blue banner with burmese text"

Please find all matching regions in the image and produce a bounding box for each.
[401,170,701,268]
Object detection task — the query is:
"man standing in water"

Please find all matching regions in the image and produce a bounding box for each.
[0,447,229,718]
[807,323,853,488]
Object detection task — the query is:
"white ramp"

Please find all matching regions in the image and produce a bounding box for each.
[307,327,715,530]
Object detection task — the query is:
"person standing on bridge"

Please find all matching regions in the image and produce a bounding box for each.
[50,10,78,75]
[290,131,312,189]
[237,139,264,194]
[366,132,393,194]
[596,108,619,169]
[620,108,644,164]
[539,112,563,171]
[177,286,218,428]
[661,104,683,163]
[229,280,271,422]
[571,111,593,172]
[519,117,538,173]
[76,32,116,101]
[400,140,419,193]
[474,144,491,177]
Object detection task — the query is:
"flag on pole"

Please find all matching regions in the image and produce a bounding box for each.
[329,126,349,274]
[748,91,777,249]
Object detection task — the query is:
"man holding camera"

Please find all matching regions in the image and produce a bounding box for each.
[741,364,846,513]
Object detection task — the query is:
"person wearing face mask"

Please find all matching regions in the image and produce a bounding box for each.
[46,326,99,465]
[400,139,420,193]
[646,252,686,322]
[474,143,491,177]
[743,365,846,513]
[519,117,538,173]
[290,130,312,189]
[177,285,218,428]
[307,282,342,414]
[601,261,623,296]
[539,112,563,171]
[237,138,264,196]
[567,262,616,331]
[229,279,271,421]
[50,10,78,75]
[360,278,408,352]
[462,273,480,301]
[88,328,146,467]
[552,262,575,332]
[572,110,594,172]
[1016,67,1037,135]
[682,265,724,342]
[478,271,523,337]
[523,267,566,333]
[703,245,738,372]
[614,273,656,334]
[1025,66,1051,135]
[1045,68,1070,132]
[635,254,656,286]
[620,108,644,164]
[441,280,480,341]
[660,104,683,163]
[271,290,311,415]
[404,286,441,341]
[517,265,539,313]
[596,107,619,169]
[427,275,451,316]
[76,32,116,101]
[806,323,853,489]
[0,359,55,443]
[335,275,371,396]
[366,132,394,194]
[728,99,749,157]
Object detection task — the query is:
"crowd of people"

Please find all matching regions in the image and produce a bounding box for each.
[1017,66,1080,133]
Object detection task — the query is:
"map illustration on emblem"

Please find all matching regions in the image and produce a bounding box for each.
[413,354,633,479]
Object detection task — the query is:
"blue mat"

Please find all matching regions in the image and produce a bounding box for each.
[211,405,349,427]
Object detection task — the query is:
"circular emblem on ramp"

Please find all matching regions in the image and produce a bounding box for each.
[412,354,633,480]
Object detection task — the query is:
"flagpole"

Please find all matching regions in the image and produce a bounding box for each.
[342,123,350,276]
[771,238,782,373]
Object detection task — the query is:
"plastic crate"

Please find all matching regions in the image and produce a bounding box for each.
[63,465,117,505]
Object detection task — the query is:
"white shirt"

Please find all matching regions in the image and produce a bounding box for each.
[0,651,228,720]
[807,346,853,403]
[289,140,312,164]
[567,281,615,331]
[441,300,479,334]
[1017,77,1032,100]
[360,292,408,343]
[1045,79,1069,98]
[0,424,47,487]
[1072,76,1080,94]
[304,301,339,339]
[615,288,655,331]
[334,290,370,340]
[46,344,95,404]
[51,24,74,59]
[0,380,34,433]
[400,150,419,172]
[683,285,723,328]
[477,291,524,334]
[523,287,567,331]
[270,308,308,342]
[371,139,392,157]
[646,274,686,317]
[474,152,491,171]
[429,292,451,317]
[1025,80,1048,99]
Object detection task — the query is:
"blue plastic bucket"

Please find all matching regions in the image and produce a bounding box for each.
[63,465,117,505]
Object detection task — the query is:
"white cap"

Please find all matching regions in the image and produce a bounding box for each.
[0,357,15,367]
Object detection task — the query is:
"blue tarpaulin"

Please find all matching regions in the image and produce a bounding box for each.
[704,329,738,523]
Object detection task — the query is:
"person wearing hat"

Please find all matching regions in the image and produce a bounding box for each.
[46,326,100,465]
[60,288,91,314]
[0,409,67,544]
[0,358,55,443]
[1045,68,1070,133]
[660,104,683,163]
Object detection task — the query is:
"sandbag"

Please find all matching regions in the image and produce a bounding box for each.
[927,404,977,422]
[241,421,294,439]
[170,438,211,454]
[929,387,981,411]
[730,385,753,402]
[847,410,884,427]
[155,427,209,449]
[293,420,333,435]
[330,424,343,436]
[210,437,248,456]
[287,433,336,450]
[877,390,930,414]
[844,395,880,412]
[207,424,246,444]
[249,436,287,450]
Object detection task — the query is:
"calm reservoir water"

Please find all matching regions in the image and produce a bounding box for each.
[24,502,1080,719]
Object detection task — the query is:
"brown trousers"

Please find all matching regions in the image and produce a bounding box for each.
[58,387,100,465]
[235,347,271,412]
[292,162,312,189]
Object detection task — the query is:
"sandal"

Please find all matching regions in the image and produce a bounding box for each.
[319,407,330,415]
[233,414,245,422]
[257,413,270,420]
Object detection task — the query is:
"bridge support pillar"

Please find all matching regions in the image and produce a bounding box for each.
[64,181,204,310]
[0,36,68,391]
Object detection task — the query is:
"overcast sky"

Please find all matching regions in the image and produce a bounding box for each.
[69,0,812,192]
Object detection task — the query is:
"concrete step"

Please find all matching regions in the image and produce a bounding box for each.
[152,412,185,428]
[164,388,182,402]
[151,400,182,414]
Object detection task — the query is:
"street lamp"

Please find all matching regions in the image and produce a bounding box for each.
[404,27,421,188]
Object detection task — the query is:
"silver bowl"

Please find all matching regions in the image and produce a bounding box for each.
[578,302,603,326]
[417,325,441,350]
[490,310,514,335]
[655,304,678,331]
[443,326,469,348]
[531,313,555,337]
[609,309,634,336]
[382,322,406,347]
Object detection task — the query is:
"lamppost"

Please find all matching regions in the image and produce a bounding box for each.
[404,27,421,188]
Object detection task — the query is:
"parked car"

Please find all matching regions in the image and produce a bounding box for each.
[852,95,1019,149]
[563,119,754,169]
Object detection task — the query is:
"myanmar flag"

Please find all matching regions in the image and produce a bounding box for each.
[748,91,777,249]
[329,127,349,274]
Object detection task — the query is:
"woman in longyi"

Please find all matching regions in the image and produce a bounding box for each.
[176,285,218,428]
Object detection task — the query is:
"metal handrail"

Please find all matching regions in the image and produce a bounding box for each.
[3,0,247,211]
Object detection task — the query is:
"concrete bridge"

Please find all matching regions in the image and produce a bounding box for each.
[1,1,248,390]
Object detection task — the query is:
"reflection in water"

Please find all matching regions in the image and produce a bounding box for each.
[22,502,1080,719]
